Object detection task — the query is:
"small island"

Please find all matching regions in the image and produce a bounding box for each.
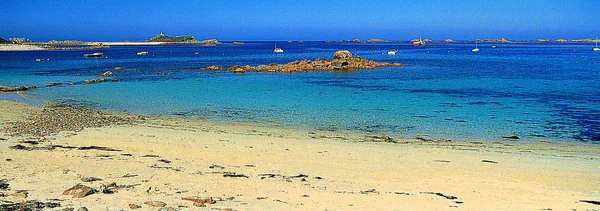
[202,50,405,73]
[147,32,221,45]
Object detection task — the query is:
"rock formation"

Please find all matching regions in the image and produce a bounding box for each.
[202,50,404,73]
[333,50,352,59]
[0,86,36,92]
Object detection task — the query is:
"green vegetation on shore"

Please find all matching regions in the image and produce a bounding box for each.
[147,32,195,42]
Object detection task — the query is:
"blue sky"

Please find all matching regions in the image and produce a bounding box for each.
[1,0,598,41]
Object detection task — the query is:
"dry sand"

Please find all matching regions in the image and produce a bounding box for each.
[85,42,166,46]
[0,100,599,210]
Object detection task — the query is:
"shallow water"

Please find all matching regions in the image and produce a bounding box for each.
[1,42,599,142]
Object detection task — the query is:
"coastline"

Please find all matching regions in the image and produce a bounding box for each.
[84,42,167,46]
[1,100,599,210]
[0,44,45,51]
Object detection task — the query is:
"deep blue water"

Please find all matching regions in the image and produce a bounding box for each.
[1,41,600,143]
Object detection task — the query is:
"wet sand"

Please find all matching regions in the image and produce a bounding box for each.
[0,100,599,210]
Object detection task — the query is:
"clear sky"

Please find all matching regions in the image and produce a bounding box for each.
[1,0,598,41]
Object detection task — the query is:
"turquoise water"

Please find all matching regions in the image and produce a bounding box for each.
[2,42,600,142]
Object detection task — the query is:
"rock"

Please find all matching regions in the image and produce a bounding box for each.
[83,78,112,84]
[158,207,179,211]
[77,207,88,211]
[201,50,404,74]
[101,71,113,76]
[233,68,246,74]
[46,82,60,87]
[193,202,206,207]
[113,67,123,71]
[80,176,102,182]
[200,39,222,45]
[62,185,95,198]
[182,196,216,204]
[0,179,9,190]
[333,50,352,59]
[11,191,28,198]
[502,136,520,140]
[129,204,142,209]
[0,86,29,92]
[144,201,167,207]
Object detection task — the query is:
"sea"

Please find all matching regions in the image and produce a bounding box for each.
[1,41,600,143]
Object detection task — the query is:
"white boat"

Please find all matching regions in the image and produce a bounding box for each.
[491,45,497,48]
[594,37,600,51]
[387,49,397,55]
[83,52,104,58]
[472,41,480,52]
[273,44,284,53]
[137,51,148,55]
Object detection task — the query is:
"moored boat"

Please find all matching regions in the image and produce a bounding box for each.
[273,44,284,53]
[83,52,104,58]
[137,51,148,55]
[388,49,397,55]
[472,41,480,52]
[594,37,600,51]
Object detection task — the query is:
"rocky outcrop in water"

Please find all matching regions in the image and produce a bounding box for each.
[148,32,195,43]
[0,86,36,92]
[146,32,221,45]
[202,50,404,73]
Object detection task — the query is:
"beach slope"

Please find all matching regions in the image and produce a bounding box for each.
[0,100,599,210]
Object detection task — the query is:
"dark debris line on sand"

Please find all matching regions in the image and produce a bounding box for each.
[1,103,142,137]
[0,200,62,210]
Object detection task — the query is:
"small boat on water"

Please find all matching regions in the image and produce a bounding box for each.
[491,45,497,48]
[387,49,397,55]
[594,37,600,51]
[273,44,284,53]
[35,58,49,62]
[84,52,104,58]
[472,41,480,52]
[137,51,148,55]
[412,37,425,46]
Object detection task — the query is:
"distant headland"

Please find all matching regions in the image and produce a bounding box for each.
[2,33,600,51]
[0,32,223,51]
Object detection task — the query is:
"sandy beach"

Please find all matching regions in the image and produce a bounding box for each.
[0,44,45,51]
[0,100,599,210]
[84,42,167,46]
